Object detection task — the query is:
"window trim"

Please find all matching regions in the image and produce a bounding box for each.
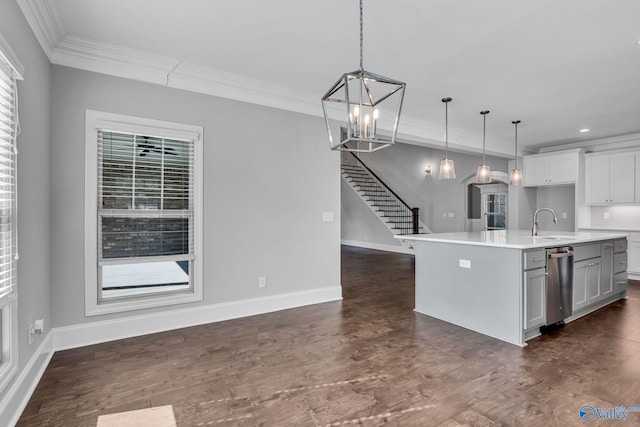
[85,110,203,316]
[0,34,22,393]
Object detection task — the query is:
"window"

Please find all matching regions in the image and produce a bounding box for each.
[85,111,203,316]
[0,34,22,392]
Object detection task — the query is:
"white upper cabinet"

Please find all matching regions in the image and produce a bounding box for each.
[523,151,578,187]
[585,152,635,205]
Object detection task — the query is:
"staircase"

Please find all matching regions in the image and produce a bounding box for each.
[341,153,431,237]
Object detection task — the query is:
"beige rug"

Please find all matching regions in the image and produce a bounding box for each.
[96,405,177,427]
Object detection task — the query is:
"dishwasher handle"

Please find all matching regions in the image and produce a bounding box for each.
[548,251,573,259]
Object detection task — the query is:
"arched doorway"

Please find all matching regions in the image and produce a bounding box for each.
[462,171,510,232]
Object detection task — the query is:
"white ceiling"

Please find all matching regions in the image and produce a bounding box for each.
[18,0,640,157]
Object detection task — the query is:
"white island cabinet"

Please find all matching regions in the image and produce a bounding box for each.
[397,230,628,347]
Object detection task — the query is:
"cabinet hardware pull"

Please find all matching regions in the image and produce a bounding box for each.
[617,281,627,285]
[532,258,543,262]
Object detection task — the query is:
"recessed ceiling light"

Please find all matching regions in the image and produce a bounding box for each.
[579,128,590,133]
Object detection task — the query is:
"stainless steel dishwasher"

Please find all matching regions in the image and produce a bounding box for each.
[546,247,574,326]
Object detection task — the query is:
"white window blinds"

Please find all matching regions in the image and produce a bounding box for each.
[97,130,194,261]
[0,60,17,304]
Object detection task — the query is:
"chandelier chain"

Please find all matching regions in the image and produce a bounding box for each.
[359,0,364,70]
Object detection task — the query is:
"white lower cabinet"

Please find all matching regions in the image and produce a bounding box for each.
[524,268,546,330]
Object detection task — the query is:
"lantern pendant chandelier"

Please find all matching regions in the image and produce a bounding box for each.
[475,110,492,184]
[509,120,523,186]
[321,0,406,153]
[438,97,456,180]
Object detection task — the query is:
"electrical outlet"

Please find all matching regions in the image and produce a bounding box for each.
[258,276,266,288]
[34,319,44,334]
[459,259,471,269]
[562,212,568,219]
[448,212,455,218]
[322,212,334,222]
[28,324,35,346]
[603,212,610,220]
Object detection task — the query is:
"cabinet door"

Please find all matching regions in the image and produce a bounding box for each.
[585,155,611,204]
[573,260,589,311]
[523,156,548,187]
[610,154,635,203]
[629,242,640,274]
[525,268,546,329]
[600,243,614,300]
[587,259,602,304]
[548,153,577,184]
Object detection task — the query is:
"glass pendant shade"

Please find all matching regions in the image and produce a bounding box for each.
[510,120,523,186]
[438,97,456,180]
[475,110,491,183]
[439,158,456,180]
[476,164,492,183]
[321,0,406,153]
[510,168,523,185]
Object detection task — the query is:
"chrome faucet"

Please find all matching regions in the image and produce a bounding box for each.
[532,208,559,236]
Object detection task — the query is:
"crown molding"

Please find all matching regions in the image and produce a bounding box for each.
[16,0,64,60]
[168,62,322,118]
[53,35,181,85]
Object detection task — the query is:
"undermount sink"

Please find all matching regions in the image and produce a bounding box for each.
[534,235,576,240]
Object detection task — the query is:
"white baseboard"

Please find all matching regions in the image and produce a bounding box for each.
[0,331,54,427]
[341,240,415,255]
[53,285,342,351]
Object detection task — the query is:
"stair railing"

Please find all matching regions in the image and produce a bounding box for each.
[343,152,420,235]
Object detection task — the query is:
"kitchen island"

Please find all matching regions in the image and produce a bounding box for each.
[397,230,628,346]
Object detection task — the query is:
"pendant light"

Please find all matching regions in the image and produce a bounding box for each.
[509,120,523,186]
[438,97,456,180]
[321,0,406,153]
[475,110,492,184]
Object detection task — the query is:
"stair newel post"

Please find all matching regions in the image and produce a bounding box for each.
[412,207,419,234]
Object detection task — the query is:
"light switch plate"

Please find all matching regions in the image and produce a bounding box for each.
[322,212,334,222]
[459,259,471,269]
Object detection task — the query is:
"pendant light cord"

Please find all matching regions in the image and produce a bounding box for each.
[482,113,487,165]
[513,120,520,168]
[444,99,449,158]
[359,0,364,71]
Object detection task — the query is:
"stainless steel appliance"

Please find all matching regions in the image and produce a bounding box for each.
[546,247,573,325]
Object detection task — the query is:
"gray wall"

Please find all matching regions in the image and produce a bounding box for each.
[50,66,341,327]
[534,186,576,232]
[343,142,509,238]
[341,179,401,248]
[0,0,52,399]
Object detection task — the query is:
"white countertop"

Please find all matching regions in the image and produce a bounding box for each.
[396,230,628,249]
[578,227,640,233]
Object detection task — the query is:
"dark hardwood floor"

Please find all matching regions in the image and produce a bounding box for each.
[18,246,640,426]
